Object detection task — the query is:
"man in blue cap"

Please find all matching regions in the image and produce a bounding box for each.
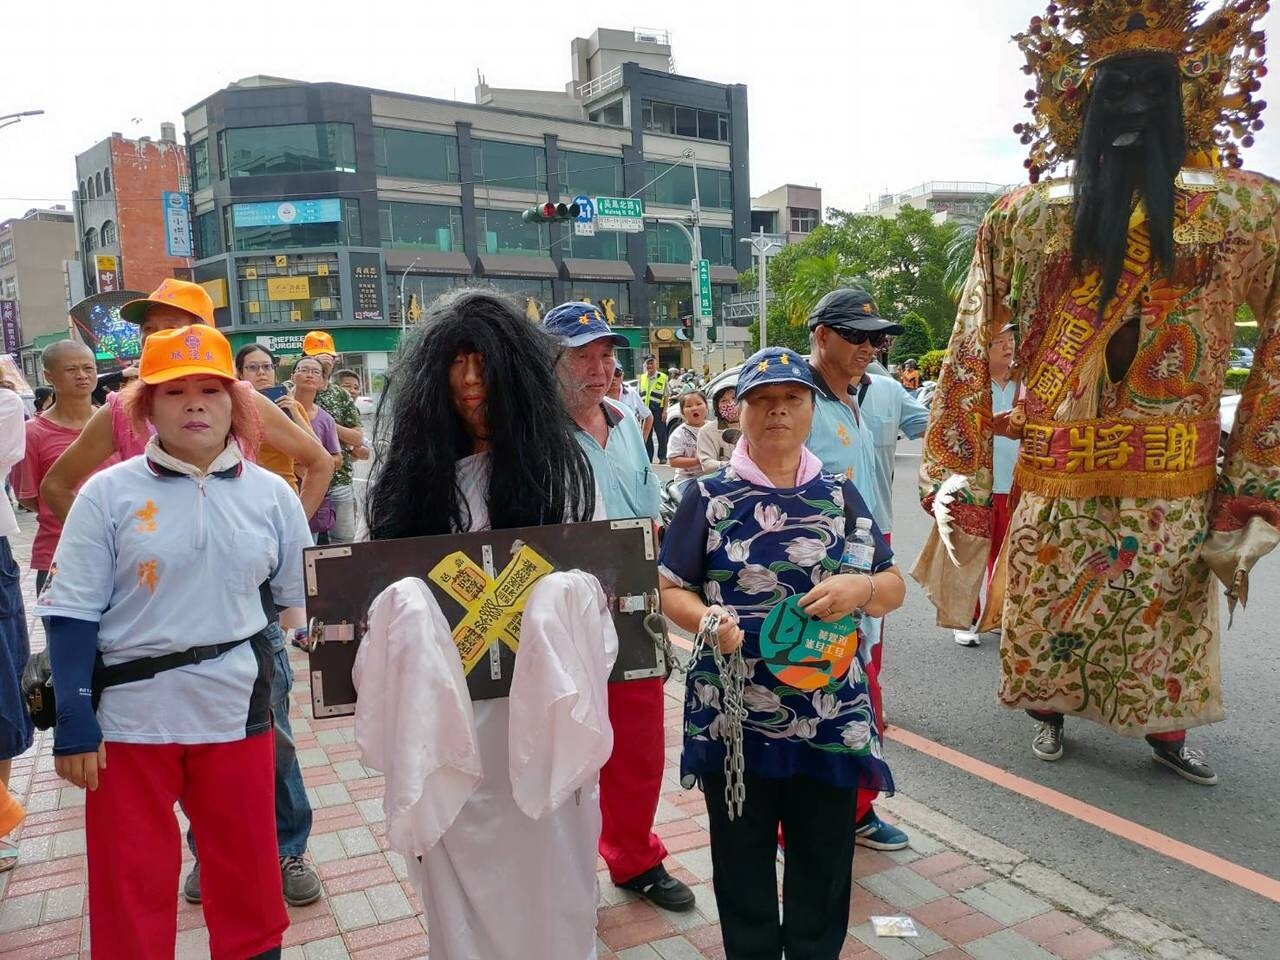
[804,287,913,852]
[544,303,694,912]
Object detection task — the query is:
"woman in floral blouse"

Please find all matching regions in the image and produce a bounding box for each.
[658,347,905,960]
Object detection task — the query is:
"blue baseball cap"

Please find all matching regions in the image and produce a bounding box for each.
[543,301,628,349]
[734,347,816,399]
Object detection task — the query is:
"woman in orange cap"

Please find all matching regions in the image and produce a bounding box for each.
[40,279,334,526]
[39,324,312,960]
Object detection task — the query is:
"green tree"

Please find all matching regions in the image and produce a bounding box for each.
[1235,303,1259,349]
[890,312,934,364]
[942,193,1006,301]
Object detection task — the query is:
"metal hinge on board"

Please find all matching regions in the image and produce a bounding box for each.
[307,618,356,646]
[617,588,660,615]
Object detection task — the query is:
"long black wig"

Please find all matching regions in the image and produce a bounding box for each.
[1071,53,1186,318]
[365,289,596,539]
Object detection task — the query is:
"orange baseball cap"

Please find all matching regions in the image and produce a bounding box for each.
[138,325,235,385]
[302,330,337,356]
[120,279,216,327]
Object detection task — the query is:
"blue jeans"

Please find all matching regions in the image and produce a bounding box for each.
[188,622,313,858]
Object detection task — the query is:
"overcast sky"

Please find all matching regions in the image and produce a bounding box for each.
[5,0,1280,224]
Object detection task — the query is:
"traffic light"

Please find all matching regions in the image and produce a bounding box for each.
[522,201,582,223]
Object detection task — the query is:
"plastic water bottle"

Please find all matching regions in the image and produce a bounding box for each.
[838,517,876,626]
[839,517,876,575]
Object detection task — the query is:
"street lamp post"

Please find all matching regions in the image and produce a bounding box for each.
[398,257,422,339]
[0,110,44,134]
[741,229,782,349]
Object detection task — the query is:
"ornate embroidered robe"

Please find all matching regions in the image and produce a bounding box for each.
[913,168,1280,735]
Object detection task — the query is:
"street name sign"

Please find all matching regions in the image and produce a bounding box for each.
[595,196,645,233]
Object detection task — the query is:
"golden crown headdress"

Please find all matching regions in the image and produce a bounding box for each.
[1013,0,1269,181]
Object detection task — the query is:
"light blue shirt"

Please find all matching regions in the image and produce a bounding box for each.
[805,365,879,523]
[992,379,1019,495]
[575,397,660,521]
[856,373,931,533]
[39,454,312,744]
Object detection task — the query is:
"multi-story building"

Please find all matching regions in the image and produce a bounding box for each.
[182,27,752,387]
[751,183,822,246]
[72,126,191,297]
[0,207,77,383]
[865,181,1013,225]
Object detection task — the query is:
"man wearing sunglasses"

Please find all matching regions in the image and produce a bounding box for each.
[803,287,916,853]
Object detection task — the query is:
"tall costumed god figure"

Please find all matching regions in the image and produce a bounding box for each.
[913,0,1278,785]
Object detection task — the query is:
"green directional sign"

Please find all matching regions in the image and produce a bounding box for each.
[594,196,645,233]
[695,258,713,321]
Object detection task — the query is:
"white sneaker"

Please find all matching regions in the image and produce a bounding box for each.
[953,630,981,647]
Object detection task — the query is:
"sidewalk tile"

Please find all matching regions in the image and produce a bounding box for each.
[600,915,677,952]
[40,885,84,923]
[958,879,1050,926]
[616,946,662,960]
[283,916,341,947]
[933,865,992,894]
[853,919,950,956]
[858,866,947,909]
[329,891,378,932]
[0,892,42,933]
[963,929,1058,960]
[1014,910,1083,944]
[303,936,351,960]
[907,852,969,879]
[365,882,413,923]
[649,935,706,960]
[1042,928,1114,960]
[671,846,714,882]
[848,922,926,960]
[930,910,1002,945]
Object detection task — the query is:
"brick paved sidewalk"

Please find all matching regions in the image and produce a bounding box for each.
[0,512,1214,960]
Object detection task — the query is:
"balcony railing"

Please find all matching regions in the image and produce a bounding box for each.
[577,66,623,102]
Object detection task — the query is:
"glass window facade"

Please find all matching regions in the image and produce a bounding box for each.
[645,224,735,265]
[378,202,462,251]
[474,278,553,320]
[194,211,220,258]
[563,228,626,261]
[191,140,211,190]
[374,127,459,182]
[228,198,362,251]
[557,150,623,199]
[471,140,546,191]
[236,252,343,327]
[565,281,631,323]
[101,221,117,245]
[648,282,734,323]
[642,163,732,209]
[476,209,547,256]
[641,100,730,142]
[221,123,357,178]
[588,101,624,126]
[391,274,468,323]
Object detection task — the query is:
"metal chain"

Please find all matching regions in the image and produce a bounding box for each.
[688,612,748,820]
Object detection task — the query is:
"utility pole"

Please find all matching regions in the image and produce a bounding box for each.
[741,229,782,349]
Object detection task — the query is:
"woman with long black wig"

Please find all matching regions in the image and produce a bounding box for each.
[361,289,608,960]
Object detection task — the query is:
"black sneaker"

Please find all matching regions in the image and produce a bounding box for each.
[1152,743,1219,785]
[1031,720,1064,761]
[183,861,201,904]
[281,855,323,906]
[617,864,696,912]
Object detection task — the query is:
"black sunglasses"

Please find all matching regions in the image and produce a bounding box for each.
[834,328,890,348]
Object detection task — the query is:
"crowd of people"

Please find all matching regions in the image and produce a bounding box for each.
[0,260,1237,960]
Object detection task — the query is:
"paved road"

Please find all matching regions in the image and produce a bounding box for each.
[880,437,1280,958]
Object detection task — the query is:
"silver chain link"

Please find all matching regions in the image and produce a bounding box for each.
[688,612,748,820]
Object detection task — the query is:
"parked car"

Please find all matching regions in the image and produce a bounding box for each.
[354,395,375,416]
[665,359,890,431]
[1230,347,1254,369]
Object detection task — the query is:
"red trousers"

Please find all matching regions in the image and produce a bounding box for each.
[599,677,668,883]
[854,528,891,822]
[86,733,286,960]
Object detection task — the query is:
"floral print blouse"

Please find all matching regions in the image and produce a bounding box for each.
[658,465,896,793]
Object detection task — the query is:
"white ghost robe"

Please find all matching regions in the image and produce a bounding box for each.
[353,454,617,960]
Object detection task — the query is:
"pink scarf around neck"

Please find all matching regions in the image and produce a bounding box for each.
[729,439,822,489]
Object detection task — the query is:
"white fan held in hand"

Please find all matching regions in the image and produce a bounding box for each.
[932,475,971,567]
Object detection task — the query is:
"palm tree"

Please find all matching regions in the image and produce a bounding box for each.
[780,251,873,327]
[942,193,1008,300]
